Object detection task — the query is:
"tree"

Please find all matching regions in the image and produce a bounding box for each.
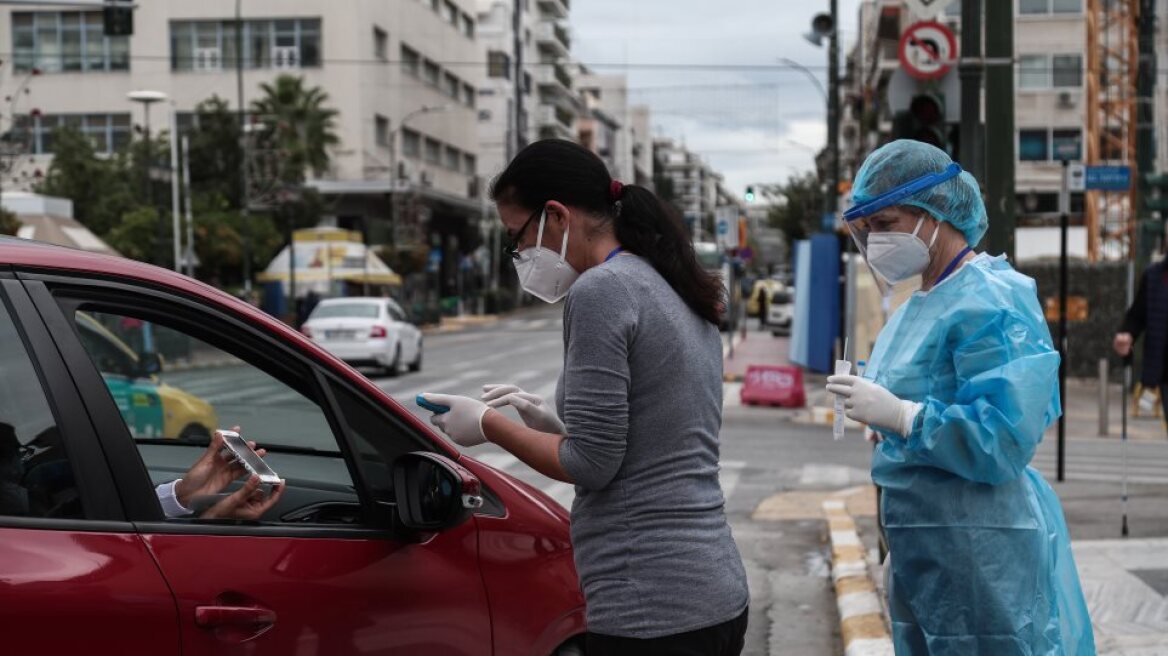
[187,96,244,209]
[36,127,137,237]
[250,75,339,184]
[768,172,826,246]
[104,206,164,262]
[0,207,20,235]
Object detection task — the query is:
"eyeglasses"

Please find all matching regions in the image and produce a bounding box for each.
[503,206,544,260]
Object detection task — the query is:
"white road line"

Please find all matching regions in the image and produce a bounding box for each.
[724,382,742,408]
[543,481,575,509]
[467,452,518,471]
[720,460,746,500]
[397,369,491,400]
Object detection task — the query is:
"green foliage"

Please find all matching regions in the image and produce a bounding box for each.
[0,207,20,235]
[104,206,165,262]
[250,75,339,184]
[187,96,244,209]
[36,127,137,238]
[768,172,826,246]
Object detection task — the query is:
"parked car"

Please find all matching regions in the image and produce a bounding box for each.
[767,286,794,336]
[0,236,585,656]
[74,311,218,441]
[746,278,783,318]
[694,241,734,331]
[301,297,423,376]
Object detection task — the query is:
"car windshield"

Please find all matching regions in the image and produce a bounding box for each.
[310,303,381,319]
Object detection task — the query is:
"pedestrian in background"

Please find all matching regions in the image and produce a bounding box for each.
[1113,247,1168,424]
[826,140,1095,654]
[422,139,750,656]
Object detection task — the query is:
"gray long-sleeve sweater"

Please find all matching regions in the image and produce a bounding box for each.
[556,254,749,639]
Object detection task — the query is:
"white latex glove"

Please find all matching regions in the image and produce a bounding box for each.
[825,375,922,437]
[481,384,567,435]
[420,393,491,447]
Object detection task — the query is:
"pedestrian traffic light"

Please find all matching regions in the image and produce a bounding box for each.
[1145,172,1168,213]
[893,92,947,152]
[744,186,756,202]
[103,2,133,37]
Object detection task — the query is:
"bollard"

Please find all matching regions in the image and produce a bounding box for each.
[1098,358,1109,437]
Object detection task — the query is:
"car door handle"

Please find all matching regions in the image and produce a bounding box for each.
[196,605,276,628]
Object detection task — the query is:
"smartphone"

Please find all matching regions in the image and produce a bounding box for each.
[416,394,450,414]
[218,430,282,485]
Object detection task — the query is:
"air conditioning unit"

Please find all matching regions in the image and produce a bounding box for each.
[419,171,433,188]
[1058,91,1076,109]
[272,46,299,70]
[195,47,221,71]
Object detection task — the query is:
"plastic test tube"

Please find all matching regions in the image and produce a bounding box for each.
[833,358,852,440]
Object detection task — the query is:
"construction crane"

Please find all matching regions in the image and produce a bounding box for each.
[1085,0,1139,261]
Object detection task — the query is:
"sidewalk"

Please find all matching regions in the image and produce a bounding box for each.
[722,327,790,383]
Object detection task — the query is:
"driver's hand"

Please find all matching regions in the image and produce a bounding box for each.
[201,476,286,521]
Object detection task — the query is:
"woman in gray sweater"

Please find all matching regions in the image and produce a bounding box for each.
[423,140,749,655]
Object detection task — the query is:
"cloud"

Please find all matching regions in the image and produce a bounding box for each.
[570,0,861,195]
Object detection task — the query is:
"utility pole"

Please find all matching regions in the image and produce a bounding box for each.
[1135,0,1157,271]
[236,0,252,294]
[825,0,840,217]
[512,0,525,153]
[982,1,1015,259]
[959,0,983,183]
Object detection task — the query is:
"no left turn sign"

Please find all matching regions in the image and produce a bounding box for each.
[898,21,957,80]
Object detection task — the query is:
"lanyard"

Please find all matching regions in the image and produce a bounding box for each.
[604,247,624,262]
[935,247,972,286]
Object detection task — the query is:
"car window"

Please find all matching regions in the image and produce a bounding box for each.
[0,300,83,519]
[310,303,381,319]
[71,309,362,522]
[386,301,406,322]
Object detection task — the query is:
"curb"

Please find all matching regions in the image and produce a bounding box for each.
[421,314,502,336]
[823,497,893,656]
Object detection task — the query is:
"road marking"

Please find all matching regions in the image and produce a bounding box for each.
[724,382,742,408]
[468,452,518,471]
[720,460,745,500]
[396,369,491,400]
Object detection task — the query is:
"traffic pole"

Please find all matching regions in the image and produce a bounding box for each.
[1057,159,1069,482]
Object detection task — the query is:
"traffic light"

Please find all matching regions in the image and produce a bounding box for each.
[103,2,133,37]
[893,92,947,152]
[744,186,756,203]
[1145,172,1168,214]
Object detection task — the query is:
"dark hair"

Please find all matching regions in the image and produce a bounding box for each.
[491,139,723,325]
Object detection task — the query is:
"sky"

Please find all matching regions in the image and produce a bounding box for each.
[570,0,862,197]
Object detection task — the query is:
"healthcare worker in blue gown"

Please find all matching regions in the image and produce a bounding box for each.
[827,140,1095,655]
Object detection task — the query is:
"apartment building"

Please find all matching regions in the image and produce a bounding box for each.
[474,0,577,184]
[653,137,726,239]
[575,72,653,187]
[1,0,485,269]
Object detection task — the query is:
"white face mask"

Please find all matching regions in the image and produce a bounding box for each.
[513,209,579,303]
[865,216,938,285]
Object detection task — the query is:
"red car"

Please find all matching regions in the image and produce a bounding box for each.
[0,236,584,655]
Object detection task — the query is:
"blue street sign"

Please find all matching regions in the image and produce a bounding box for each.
[426,249,442,273]
[717,220,730,235]
[1084,166,1131,191]
[821,212,837,232]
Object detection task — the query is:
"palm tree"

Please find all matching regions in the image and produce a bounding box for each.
[250,75,339,185]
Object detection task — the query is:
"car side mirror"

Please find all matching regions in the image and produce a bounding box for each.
[138,352,163,377]
[391,452,483,532]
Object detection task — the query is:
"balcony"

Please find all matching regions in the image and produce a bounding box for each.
[535,60,573,96]
[535,22,571,57]
[537,0,569,20]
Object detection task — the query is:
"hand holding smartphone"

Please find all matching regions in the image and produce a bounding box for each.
[218,430,282,488]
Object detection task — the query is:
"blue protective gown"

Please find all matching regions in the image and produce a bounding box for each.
[865,254,1095,655]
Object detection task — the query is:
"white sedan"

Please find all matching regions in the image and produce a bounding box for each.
[767,287,793,336]
[301,297,423,376]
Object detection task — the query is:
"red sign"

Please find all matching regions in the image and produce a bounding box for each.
[740,365,806,408]
[898,21,957,80]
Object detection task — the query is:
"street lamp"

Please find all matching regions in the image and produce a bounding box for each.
[801,5,840,221]
[776,57,827,102]
[127,89,168,266]
[387,104,450,248]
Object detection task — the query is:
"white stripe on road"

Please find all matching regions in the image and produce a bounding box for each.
[720,460,746,500]
[724,382,742,408]
[468,452,518,471]
[392,369,491,400]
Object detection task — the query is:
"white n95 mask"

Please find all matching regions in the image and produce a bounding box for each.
[865,216,938,285]
[513,210,579,303]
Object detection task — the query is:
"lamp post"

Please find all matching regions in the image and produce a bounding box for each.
[127,89,168,266]
[776,57,828,101]
[802,4,840,221]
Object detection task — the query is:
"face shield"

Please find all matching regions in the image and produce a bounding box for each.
[843,162,962,296]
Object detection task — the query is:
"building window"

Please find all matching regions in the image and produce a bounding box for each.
[463,153,476,175]
[1018,54,1047,89]
[462,83,475,108]
[375,114,389,147]
[373,26,388,61]
[1052,55,1082,87]
[1051,128,1082,160]
[1021,0,1081,13]
[444,145,461,170]
[170,18,321,71]
[488,51,511,79]
[443,72,460,99]
[461,14,475,38]
[401,44,420,77]
[13,11,130,73]
[402,129,421,158]
[1019,130,1048,161]
[443,1,458,25]
[423,59,440,86]
[20,113,131,154]
[424,137,441,164]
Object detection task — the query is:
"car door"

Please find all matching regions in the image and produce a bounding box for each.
[387,300,419,362]
[25,275,494,655]
[0,278,180,655]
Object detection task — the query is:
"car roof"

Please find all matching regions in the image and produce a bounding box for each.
[317,297,383,305]
[0,237,450,454]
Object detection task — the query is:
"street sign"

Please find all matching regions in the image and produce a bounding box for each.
[902,0,959,19]
[1067,163,1086,192]
[715,207,739,250]
[899,21,957,81]
[1084,165,1132,191]
[426,248,442,274]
